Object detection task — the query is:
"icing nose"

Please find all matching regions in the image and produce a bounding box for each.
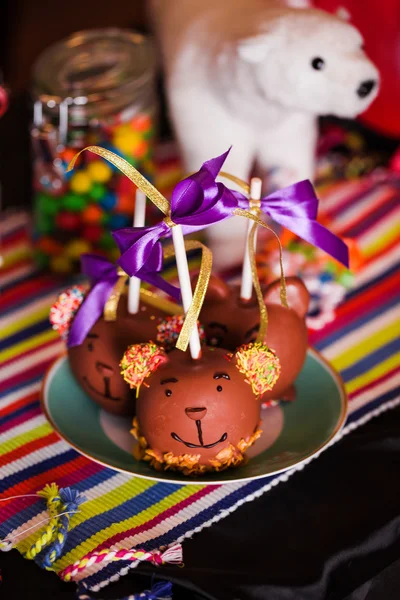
[185,407,207,421]
[96,361,114,377]
[357,79,376,99]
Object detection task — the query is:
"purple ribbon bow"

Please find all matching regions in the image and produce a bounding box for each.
[112,150,238,279]
[68,255,119,347]
[233,180,349,267]
[67,254,179,347]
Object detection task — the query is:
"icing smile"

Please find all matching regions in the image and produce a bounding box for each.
[171,419,228,449]
[82,376,121,402]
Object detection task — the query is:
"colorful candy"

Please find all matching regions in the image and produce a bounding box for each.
[109,214,131,229]
[65,239,92,259]
[62,193,88,212]
[114,194,134,214]
[56,212,81,231]
[70,172,92,195]
[116,175,137,197]
[50,255,74,274]
[33,110,155,271]
[99,192,117,211]
[82,205,103,224]
[131,139,148,160]
[131,114,152,132]
[90,182,107,202]
[36,237,64,256]
[82,224,103,243]
[87,160,112,183]
[99,231,115,250]
[37,192,61,216]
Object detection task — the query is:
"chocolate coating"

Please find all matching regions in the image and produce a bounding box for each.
[136,346,261,466]
[198,276,310,403]
[68,294,166,415]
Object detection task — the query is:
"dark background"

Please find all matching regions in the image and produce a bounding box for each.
[0,0,148,211]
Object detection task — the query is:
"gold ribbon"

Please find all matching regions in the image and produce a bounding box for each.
[104,278,183,320]
[218,172,287,309]
[233,207,288,309]
[218,172,288,343]
[164,240,212,351]
[139,289,182,316]
[68,146,170,215]
[103,268,129,321]
[219,171,250,194]
[68,146,211,352]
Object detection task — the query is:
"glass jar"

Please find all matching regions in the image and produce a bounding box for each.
[31,28,157,272]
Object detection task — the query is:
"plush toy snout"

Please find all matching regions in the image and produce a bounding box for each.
[356,79,376,99]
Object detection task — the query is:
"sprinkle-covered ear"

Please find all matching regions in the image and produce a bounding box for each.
[193,274,231,304]
[49,285,87,340]
[234,342,281,398]
[120,343,167,394]
[264,276,310,318]
[156,315,206,352]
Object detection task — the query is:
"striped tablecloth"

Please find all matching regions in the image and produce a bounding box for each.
[0,170,399,593]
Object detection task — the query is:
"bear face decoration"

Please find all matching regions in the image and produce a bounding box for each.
[198,276,310,404]
[120,343,281,475]
[50,288,168,415]
[68,296,170,416]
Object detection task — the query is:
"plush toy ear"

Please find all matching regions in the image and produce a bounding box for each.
[237,34,274,64]
[156,315,206,352]
[49,285,87,340]
[335,6,351,21]
[263,276,310,318]
[120,343,167,393]
[192,274,231,304]
[234,342,281,398]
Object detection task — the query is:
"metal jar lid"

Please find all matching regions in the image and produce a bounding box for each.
[32,28,156,124]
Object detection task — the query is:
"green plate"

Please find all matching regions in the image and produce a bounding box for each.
[41,348,347,485]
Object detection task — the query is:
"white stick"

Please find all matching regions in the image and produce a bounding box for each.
[171,225,202,359]
[240,177,262,301]
[128,190,147,314]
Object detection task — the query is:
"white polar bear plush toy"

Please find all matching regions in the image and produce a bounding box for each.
[151,0,379,268]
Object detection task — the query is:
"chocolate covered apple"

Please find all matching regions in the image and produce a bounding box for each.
[68,295,168,415]
[120,343,281,475]
[50,288,171,415]
[198,275,310,405]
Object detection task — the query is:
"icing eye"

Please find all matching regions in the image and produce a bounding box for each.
[214,372,230,380]
[165,389,172,397]
[217,385,223,392]
[311,57,325,70]
[88,342,94,352]
[209,335,224,347]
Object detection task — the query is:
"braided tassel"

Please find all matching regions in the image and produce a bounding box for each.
[24,484,62,560]
[60,544,183,582]
[77,580,173,600]
[38,487,86,570]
